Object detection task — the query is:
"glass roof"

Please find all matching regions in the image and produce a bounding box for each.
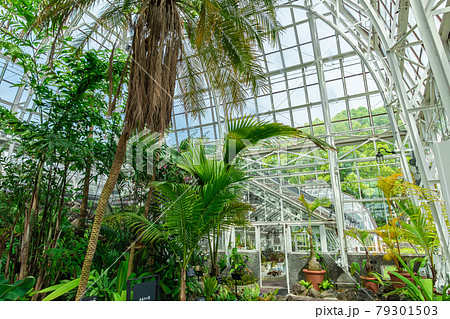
[1,0,449,229]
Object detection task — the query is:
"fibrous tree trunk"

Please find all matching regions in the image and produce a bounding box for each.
[76,0,181,300]
[76,130,129,300]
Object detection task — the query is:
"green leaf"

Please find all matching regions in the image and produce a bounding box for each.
[0,276,36,301]
[41,278,81,301]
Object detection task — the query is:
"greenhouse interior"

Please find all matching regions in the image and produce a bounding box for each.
[1,0,450,303]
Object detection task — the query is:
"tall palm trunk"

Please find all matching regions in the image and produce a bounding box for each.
[179,267,186,301]
[76,0,181,300]
[76,129,130,300]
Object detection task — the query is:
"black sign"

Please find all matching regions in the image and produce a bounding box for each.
[187,267,195,277]
[81,296,97,301]
[126,275,160,301]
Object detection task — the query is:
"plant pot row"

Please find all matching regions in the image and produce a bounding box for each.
[303,270,415,294]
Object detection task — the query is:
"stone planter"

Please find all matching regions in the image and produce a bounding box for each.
[361,276,379,293]
[303,269,326,291]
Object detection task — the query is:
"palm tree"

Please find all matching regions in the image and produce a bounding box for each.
[398,200,439,283]
[298,195,331,271]
[345,228,375,276]
[36,0,282,300]
[122,116,332,300]
[122,164,248,300]
[177,115,332,275]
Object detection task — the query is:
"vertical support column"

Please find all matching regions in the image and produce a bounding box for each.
[358,0,450,272]
[308,10,348,270]
[385,52,450,273]
[319,224,328,253]
[409,0,450,117]
[255,225,263,287]
[230,228,236,250]
[224,229,230,254]
[283,224,290,293]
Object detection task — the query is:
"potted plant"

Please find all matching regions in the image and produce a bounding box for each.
[345,228,379,293]
[376,217,413,288]
[299,195,331,291]
[397,200,439,284]
[227,247,257,287]
[376,173,414,288]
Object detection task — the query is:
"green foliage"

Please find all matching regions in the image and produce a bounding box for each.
[213,286,237,301]
[299,279,313,289]
[212,285,277,301]
[0,275,35,301]
[228,247,248,275]
[350,260,365,277]
[384,256,433,301]
[203,276,218,301]
[223,272,258,287]
[299,195,331,270]
[186,278,203,299]
[240,285,261,301]
[345,229,375,275]
[223,115,332,165]
[397,200,439,281]
[0,28,127,290]
[36,254,151,301]
[319,279,334,291]
[39,277,84,301]
[218,257,227,274]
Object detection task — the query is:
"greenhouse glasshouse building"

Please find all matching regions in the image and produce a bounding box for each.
[1,0,450,302]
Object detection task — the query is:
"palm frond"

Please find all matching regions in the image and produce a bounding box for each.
[223,115,333,164]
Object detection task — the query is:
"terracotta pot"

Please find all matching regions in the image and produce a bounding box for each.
[361,276,379,293]
[303,269,326,291]
[389,272,415,289]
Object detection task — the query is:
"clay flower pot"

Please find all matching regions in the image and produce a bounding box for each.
[303,269,326,291]
[389,272,415,289]
[361,276,379,293]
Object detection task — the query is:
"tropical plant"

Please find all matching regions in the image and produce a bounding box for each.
[239,285,261,301]
[119,116,330,300]
[33,0,284,301]
[176,115,332,276]
[375,174,408,273]
[299,279,313,289]
[298,195,331,271]
[0,275,35,301]
[384,254,450,301]
[202,276,218,301]
[319,279,334,291]
[218,257,227,274]
[350,260,384,289]
[375,218,405,272]
[345,228,375,275]
[376,173,402,218]
[213,286,237,301]
[0,29,126,294]
[223,272,257,287]
[228,247,248,276]
[34,254,150,301]
[397,200,439,283]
